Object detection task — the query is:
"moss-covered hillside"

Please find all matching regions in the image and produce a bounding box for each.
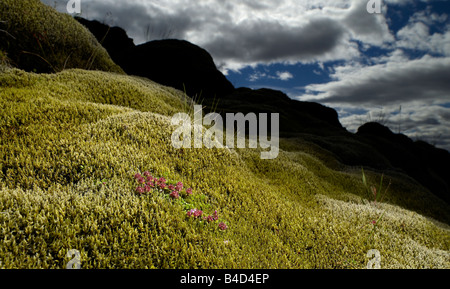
[0,67,449,269]
[0,0,123,73]
[0,1,449,269]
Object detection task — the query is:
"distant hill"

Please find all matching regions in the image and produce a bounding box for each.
[356,122,450,204]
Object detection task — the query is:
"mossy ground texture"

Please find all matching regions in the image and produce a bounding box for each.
[0,0,449,269]
[0,67,449,269]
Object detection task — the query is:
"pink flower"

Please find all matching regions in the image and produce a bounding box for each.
[144,185,152,193]
[176,182,183,191]
[168,184,175,191]
[186,188,193,195]
[194,210,203,218]
[146,176,154,182]
[187,209,198,217]
[159,177,166,183]
[134,173,142,179]
[138,177,145,184]
[218,222,228,230]
[203,211,219,223]
[187,209,203,218]
[143,171,151,177]
[170,191,179,199]
[159,182,167,189]
[136,187,145,194]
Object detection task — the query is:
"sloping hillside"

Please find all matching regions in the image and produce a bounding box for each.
[0,1,449,269]
[1,66,449,269]
[0,0,123,73]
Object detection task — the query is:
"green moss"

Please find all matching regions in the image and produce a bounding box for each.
[0,68,188,190]
[0,68,449,269]
[0,0,123,73]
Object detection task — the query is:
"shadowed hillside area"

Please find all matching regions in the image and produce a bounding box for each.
[0,1,122,74]
[0,1,449,269]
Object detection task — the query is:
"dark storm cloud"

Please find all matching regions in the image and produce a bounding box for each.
[202,18,346,64]
[304,56,450,105]
[343,0,394,45]
[80,1,197,42]
[41,0,359,71]
[439,109,450,122]
[41,0,197,42]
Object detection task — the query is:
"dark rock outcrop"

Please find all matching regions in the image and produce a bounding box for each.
[356,122,450,203]
[131,39,235,99]
[75,17,135,68]
[76,17,234,99]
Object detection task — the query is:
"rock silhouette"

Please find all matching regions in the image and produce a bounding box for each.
[76,17,234,99]
[202,87,344,136]
[75,17,135,69]
[357,122,450,203]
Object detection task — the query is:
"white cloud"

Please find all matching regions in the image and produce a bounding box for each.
[248,70,293,82]
[299,49,450,151]
[342,0,395,46]
[276,71,293,81]
[396,9,450,56]
[248,71,267,82]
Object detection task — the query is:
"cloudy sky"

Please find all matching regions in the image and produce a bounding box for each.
[43,0,450,151]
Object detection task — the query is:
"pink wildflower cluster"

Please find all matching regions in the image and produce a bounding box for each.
[203,210,219,223]
[187,208,203,218]
[187,209,228,231]
[134,172,193,200]
[218,222,228,231]
[134,172,228,231]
